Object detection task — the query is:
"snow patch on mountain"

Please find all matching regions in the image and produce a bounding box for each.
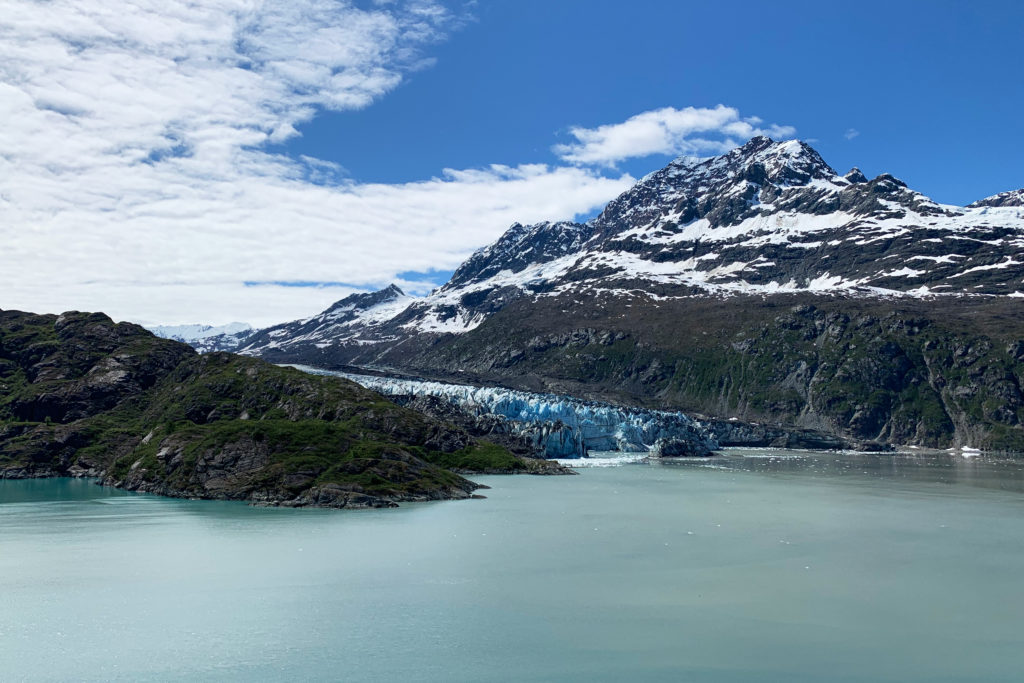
[150,322,253,352]
[150,322,252,341]
[968,188,1024,208]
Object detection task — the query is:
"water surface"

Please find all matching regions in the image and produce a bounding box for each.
[2,449,1023,682]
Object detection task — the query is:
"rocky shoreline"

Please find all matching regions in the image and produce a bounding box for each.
[0,449,573,509]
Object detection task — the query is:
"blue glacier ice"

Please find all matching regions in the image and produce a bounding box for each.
[291,366,717,458]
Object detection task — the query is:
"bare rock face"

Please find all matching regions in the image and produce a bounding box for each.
[650,437,713,458]
[6,311,195,423]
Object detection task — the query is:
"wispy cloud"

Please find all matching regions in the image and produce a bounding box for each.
[845,128,861,140]
[0,0,631,326]
[553,105,796,167]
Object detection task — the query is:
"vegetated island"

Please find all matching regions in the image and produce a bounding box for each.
[0,309,569,509]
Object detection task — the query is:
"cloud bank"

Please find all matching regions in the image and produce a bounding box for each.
[0,2,791,328]
[0,0,631,326]
[553,105,796,167]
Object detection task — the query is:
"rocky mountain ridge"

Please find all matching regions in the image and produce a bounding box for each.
[969,188,1024,208]
[218,136,1024,364]
[236,285,415,354]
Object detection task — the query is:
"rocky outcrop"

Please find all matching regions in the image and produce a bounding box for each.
[650,437,713,457]
[0,309,562,509]
[2,310,195,423]
[968,188,1024,208]
[103,429,483,508]
[702,419,887,451]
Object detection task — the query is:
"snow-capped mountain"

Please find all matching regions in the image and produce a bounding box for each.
[235,284,414,355]
[234,136,1024,363]
[202,135,1024,451]
[149,321,252,353]
[430,136,1024,309]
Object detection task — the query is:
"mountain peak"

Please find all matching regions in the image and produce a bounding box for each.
[743,138,835,180]
[324,284,406,316]
[734,136,824,160]
[737,134,777,152]
[445,219,593,290]
[593,136,837,233]
[844,167,868,183]
[969,188,1024,208]
[871,172,908,188]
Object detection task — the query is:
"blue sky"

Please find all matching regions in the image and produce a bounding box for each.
[283,0,1023,206]
[1,0,1021,326]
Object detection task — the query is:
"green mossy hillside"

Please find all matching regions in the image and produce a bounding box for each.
[0,310,535,508]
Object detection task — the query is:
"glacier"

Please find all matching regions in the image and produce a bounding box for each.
[291,365,718,459]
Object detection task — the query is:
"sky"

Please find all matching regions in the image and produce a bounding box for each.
[2,0,1022,327]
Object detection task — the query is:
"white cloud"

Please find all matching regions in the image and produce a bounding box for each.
[1,162,629,326]
[553,105,796,167]
[0,3,787,330]
[0,0,632,326]
[845,128,861,140]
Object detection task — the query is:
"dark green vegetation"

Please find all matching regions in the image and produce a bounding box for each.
[347,293,1024,451]
[0,310,557,508]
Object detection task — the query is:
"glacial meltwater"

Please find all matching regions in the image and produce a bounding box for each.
[3,449,1024,682]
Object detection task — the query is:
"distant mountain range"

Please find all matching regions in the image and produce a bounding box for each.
[157,137,1024,450]
[148,322,253,353]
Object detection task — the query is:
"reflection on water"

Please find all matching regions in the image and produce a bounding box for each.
[2,451,1024,682]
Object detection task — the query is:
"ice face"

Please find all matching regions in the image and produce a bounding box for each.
[292,366,717,458]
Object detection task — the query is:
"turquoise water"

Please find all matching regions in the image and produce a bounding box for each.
[2,449,1024,682]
